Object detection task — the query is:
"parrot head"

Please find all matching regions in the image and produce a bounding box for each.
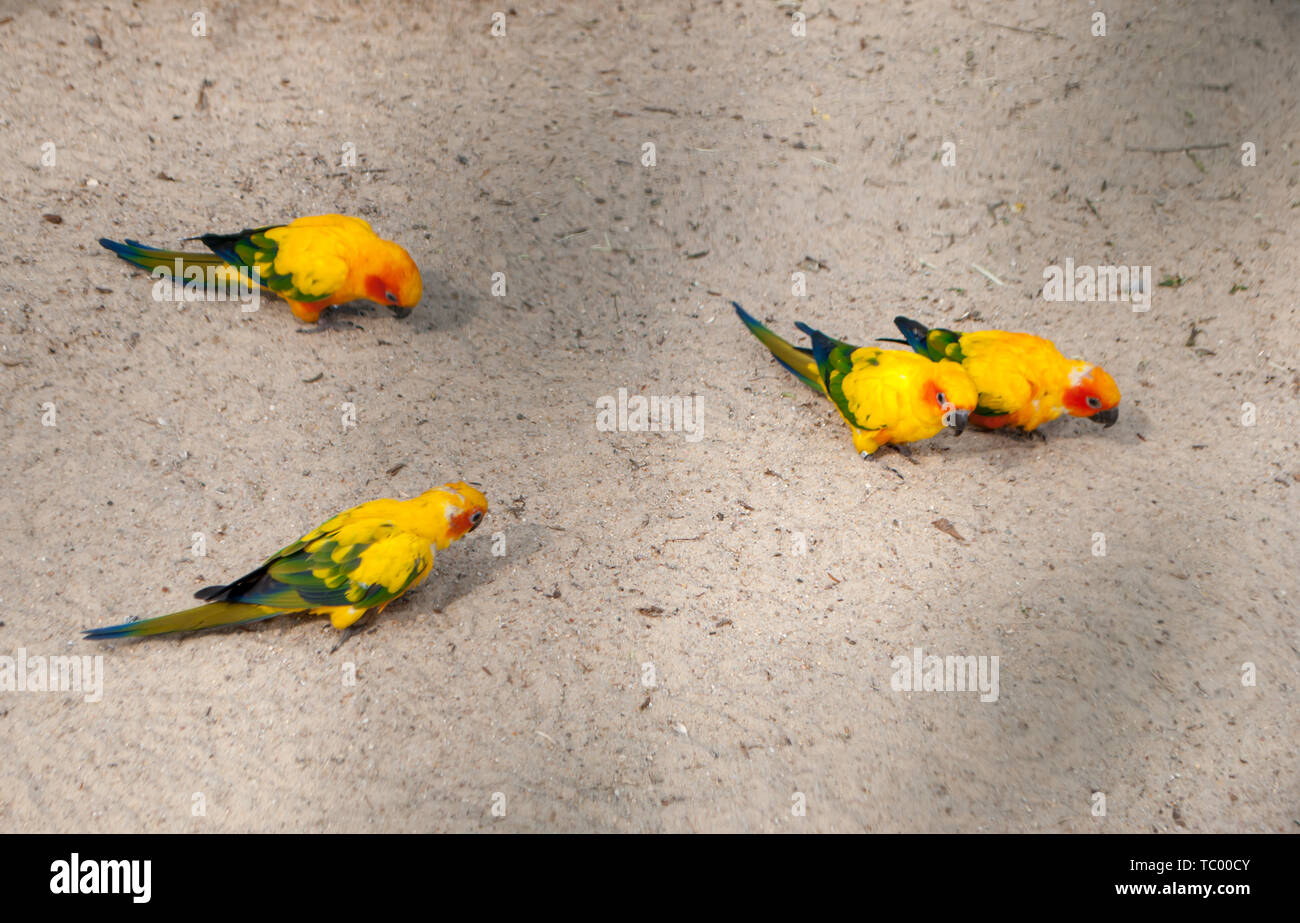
[365,243,424,317]
[1063,361,1121,427]
[926,360,979,435]
[424,481,489,548]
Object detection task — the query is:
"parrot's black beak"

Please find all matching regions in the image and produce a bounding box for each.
[1093,407,1119,428]
[949,408,969,436]
[389,305,413,319]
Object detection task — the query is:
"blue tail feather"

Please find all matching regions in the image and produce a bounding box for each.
[891,316,932,353]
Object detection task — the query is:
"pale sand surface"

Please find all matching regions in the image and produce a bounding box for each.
[0,1,1295,831]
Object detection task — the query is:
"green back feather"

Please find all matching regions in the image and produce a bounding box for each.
[795,322,883,431]
[196,227,331,302]
[893,315,966,363]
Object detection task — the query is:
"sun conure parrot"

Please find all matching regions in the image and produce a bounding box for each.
[83,482,488,639]
[882,316,1121,433]
[734,302,978,458]
[99,214,422,323]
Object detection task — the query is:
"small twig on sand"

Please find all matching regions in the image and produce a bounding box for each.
[970,263,1006,286]
[974,19,1065,40]
[1124,142,1228,154]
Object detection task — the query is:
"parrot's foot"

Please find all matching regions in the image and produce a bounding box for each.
[859,449,905,480]
[1006,427,1047,443]
[886,443,919,465]
[329,623,370,653]
[295,310,363,334]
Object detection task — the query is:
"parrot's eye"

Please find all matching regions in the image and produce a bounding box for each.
[1086,396,1102,409]
[385,291,398,304]
[936,391,947,406]
[469,510,483,526]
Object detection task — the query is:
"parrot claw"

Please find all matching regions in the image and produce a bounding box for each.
[296,309,364,334]
[887,444,919,465]
[1004,427,1047,443]
[330,624,369,653]
[859,450,905,480]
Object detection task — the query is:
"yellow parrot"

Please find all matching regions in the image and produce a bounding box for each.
[84,482,487,639]
[735,303,978,457]
[883,316,1121,433]
[99,214,422,323]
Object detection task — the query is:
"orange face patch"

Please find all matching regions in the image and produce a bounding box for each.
[364,274,390,302]
[1063,364,1120,417]
[921,379,942,408]
[449,506,486,538]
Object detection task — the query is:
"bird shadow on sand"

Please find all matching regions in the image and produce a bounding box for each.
[408,270,485,335]
[903,404,1152,473]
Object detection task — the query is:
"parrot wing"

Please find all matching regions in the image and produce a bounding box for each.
[195,519,432,611]
[794,323,892,432]
[837,360,904,432]
[886,316,965,363]
[194,225,350,303]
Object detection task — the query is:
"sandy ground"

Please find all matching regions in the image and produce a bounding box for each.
[0,0,1296,833]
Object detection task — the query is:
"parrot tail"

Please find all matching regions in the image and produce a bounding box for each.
[733,302,824,393]
[99,238,230,275]
[888,316,964,363]
[83,602,284,640]
[890,316,933,352]
[792,322,851,372]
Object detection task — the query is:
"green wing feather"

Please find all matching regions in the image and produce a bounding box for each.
[229,524,425,610]
[183,517,425,606]
[195,227,343,302]
[892,316,966,363]
[924,328,964,362]
[101,226,333,301]
[794,323,885,431]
